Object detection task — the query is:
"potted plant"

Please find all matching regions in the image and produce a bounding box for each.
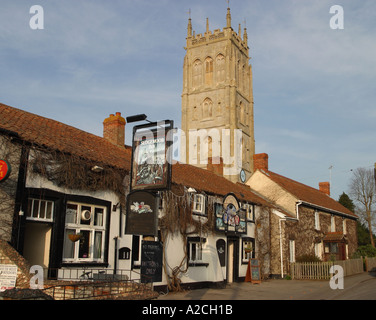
[68,233,82,242]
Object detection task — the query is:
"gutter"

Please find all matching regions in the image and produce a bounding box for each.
[299,200,358,220]
[295,201,302,220]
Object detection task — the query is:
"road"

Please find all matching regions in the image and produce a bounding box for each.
[157,271,376,300]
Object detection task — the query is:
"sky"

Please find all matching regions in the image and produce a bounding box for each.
[1,0,375,201]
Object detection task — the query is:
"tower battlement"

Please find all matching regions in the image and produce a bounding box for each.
[186,8,249,54]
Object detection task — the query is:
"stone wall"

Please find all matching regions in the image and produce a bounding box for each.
[0,240,32,289]
[0,134,23,242]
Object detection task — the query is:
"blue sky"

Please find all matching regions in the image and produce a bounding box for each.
[1,0,375,201]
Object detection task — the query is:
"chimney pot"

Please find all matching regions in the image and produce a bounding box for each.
[103,112,126,147]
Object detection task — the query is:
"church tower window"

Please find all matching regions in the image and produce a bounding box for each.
[216,54,225,83]
[193,59,202,88]
[202,98,213,118]
[205,57,213,86]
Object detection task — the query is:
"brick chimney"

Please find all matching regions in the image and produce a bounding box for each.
[207,156,223,176]
[103,112,126,147]
[319,182,330,196]
[253,153,269,171]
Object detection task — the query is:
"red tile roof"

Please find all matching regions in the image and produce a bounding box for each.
[323,232,346,242]
[172,162,270,206]
[0,103,131,170]
[261,169,357,218]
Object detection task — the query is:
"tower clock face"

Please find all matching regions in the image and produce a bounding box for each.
[240,169,246,183]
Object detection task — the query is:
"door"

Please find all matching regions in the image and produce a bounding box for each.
[23,222,52,268]
[227,237,239,283]
[227,241,234,283]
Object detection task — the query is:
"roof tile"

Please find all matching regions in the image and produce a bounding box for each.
[265,170,357,218]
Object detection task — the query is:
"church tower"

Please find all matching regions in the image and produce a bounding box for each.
[181,7,255,183]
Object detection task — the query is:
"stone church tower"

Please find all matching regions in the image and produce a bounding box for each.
[181,8,255,183]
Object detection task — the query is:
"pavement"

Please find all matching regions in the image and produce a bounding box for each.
[157,272,376,300]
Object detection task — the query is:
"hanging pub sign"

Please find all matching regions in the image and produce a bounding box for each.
[125,191,158,236]
[215,193,247,234]
[130,120,174,192]
[0,160,11,183]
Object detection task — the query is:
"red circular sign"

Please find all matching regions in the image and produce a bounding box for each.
[0,160,11,182]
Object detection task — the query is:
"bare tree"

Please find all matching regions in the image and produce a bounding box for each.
[349,167,375,247]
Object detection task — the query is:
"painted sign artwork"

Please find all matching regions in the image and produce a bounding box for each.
[133,136,166,188]
[130,202,153,214]
[215,194,247,234]
[125,191,158,236]
[130,120,173,192]
[0,160,11,183]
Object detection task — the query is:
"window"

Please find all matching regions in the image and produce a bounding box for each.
[216,54,225,83]
[324,242,338,254]
[131,235,159,268]
[289,240,295,263]
[331,215,335,232]
[343,219,347,235]
[27,198,54,222]
[205,57,213,85]
[193,194,206,215]
[63,201,106,263]
[242,238,255,263]
[314,243,322,259]
[315,211,320,230]
[189,241,203,262]
[239,101,245,124]
[187,237,207,265]
[192,59,202,87]
[242,203,254,221]
[202,98,213,118]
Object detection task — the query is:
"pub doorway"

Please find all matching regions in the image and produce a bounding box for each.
[226,237,239,283]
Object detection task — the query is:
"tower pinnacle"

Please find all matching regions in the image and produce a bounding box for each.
[226,7,231,28]
[187,18,192,37]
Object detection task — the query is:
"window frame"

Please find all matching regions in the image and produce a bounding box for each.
[63,201,107,263]
[242,237,255,264]
[192,194,206,216]
[242,203,254,222]
[331,215,335,232]
[26,198,54,222]
[315,210,320,230]
[187,237,208,267]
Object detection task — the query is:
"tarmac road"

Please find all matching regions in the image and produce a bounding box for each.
[157,271,376,300]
